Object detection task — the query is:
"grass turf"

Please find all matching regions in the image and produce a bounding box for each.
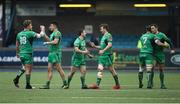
[0,70,180,103]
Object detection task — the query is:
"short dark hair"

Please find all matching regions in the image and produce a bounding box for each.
[99,24,109,31]
[77,29,84,36]
[23,20,32,28]
[145,25,151,32]
[51,21,59,28]
[150,24,158,28]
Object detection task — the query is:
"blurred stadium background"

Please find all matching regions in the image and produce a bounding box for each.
[0,0,179,69]
[0,0,180,103]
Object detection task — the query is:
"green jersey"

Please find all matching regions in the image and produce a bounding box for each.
[139,33,155,54]
[48,30,62,53]
[16,30,36,54]
[100,32,113,55]
[73,37,86,59]
[154,32,173,54]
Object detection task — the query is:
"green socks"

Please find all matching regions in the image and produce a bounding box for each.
[80,76,85,87]
[67,76,72,86]
[113,75,120,86]
[138,72,143,85]
[16,69,25,79]
[46,81,50,86]
[63,80,67,86]
[67,72,75,86]
[160,71,165,86]
[147,71,152,88]
[26,74,31,85]
[17,69,25,77]
[151,71,154,87]
[96,78,102,86]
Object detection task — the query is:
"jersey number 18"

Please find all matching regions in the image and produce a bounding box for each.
[20,36,27,45]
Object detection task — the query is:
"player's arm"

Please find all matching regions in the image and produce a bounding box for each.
[74,40,89,54]
[16,41,20,58]
[165,38,175,53]
[155,39,168,47]
[99,42,112,55]
[164,36,174,50]
[42,35,50,42]
[35,25,46,38]
[44,38,59,45]
[44,32,60,45]
[74,47,89,54]
[90,42,100,49]
[85,48,94,58]
[99,35,112,55]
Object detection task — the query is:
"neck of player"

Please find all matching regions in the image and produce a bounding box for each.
[79,35,84,40]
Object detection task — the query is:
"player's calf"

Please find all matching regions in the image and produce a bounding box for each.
[108,66,120,89]
[138,65,144,88]
[146,64,153,89]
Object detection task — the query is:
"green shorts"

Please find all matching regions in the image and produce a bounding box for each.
[154,53,165,64]
[98,54,113,67]
[20,53,33,65]
[48,52,61,64]
[71,56,85,68]
[139,53,153,66]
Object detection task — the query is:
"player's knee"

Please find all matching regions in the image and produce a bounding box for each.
[146,64,153,72]
[108,67,116,75]
[69,70,76,76]
[159,68,164,72]
[47,68,52,73]
[158,64,164,72]
[81,70,86,75]
[97,71,103,78]
[98,64,104,71]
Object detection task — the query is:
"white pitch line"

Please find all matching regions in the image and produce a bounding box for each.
[7,96,180,101]
[71,96,180,101]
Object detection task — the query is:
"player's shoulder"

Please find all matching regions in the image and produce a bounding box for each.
[107,32,112,36]
[158,32,167,38]
[141,33,148,37]
[17,31,22,36]
[105,32,112,38]
[17,30,26,37]
[55,30,62,35]
[74,37,81,46]
[149,33,155,38]
[74,37,80,42]
[16,31,22,39]
[158,32,166,36]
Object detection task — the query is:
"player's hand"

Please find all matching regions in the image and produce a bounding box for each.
[83,50,90,54]
[164,42,170,48]
[170,49,175,54]
[90,42,95,48]
[40,25,45,31]
[99,50,104,55]
[87,54,94,58]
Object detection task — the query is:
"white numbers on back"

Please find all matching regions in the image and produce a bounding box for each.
[20,36,27,45]
[142,37,148,45]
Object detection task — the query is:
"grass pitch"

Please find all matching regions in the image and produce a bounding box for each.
[0,69,180,103]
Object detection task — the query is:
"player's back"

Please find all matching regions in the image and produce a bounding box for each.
[16,30,36,54]
[140,33,155,54]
